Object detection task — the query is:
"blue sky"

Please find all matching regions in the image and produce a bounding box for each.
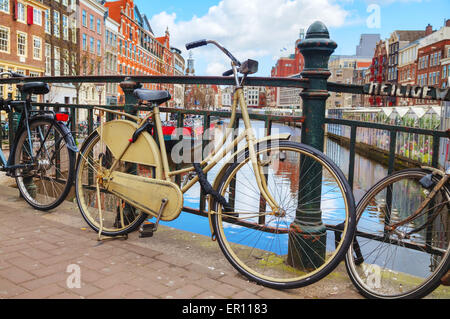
[134,0,450,77]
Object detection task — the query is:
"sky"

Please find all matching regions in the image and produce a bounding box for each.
[134,0,450,77]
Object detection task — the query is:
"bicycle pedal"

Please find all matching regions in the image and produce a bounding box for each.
[139,222,156,238]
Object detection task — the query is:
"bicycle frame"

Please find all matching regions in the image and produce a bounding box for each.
[96,83,282,212]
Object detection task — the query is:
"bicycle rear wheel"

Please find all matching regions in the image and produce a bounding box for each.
[75,131,148,237]
[345,168,450,299]
[14,117,75,210]
[212,140,356,289]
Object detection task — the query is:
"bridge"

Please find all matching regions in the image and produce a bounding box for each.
[0,21,449,300]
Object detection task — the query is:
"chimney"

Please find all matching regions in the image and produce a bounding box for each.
[425,24,433,36]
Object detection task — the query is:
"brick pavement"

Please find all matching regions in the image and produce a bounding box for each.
[0,184,363,300]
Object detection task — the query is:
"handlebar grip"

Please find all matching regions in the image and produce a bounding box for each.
[222,69,234,77]
[186,40,208,50]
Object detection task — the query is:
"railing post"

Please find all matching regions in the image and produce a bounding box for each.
[120,78,142,118]
[288,21,337,269]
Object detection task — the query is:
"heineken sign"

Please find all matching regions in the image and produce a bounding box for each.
[364,82,450,101]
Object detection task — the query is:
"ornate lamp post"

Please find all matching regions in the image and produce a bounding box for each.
[288,21,337,270]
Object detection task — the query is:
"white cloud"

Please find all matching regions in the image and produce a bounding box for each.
[205,62,229,76]
[150,0,349,75]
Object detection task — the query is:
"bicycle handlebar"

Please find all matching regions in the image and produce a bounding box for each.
[185,39,208,50]
[186,39,241,67]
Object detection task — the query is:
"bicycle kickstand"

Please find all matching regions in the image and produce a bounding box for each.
[139,198,168,238]
[95,183,128,245]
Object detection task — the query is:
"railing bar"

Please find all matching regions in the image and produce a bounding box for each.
[432,132,440,169]
[174,111,183,186]
[348,125,357,190]
[199,114,211,212]
[388,130,397,175]
[325,118,447,137]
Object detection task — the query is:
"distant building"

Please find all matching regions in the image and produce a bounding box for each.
[43,0,78,104]
[356,34,380,57]
[269,29,305,108]
[387,29,427,105]
[0,0,49,101]
[171,47,185,108]
[221,86,233,108]
[368,40,389,106]
[398,39,420,106]
[327,56,371,108]
[416,20,450,105]
[105,0,174,102]
[104,13,120,106]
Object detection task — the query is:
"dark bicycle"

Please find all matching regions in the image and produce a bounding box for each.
[0,72,77,211]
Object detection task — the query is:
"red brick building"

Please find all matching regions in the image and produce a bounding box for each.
[104,0,174,104]
[0,0,49,99]
[78,0,107,107]
[268,34,305,108]
[368,40,389,106]
[416,21,450,105]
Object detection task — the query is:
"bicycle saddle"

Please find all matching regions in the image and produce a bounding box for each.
[18,82,50,95]
[133,89,171,105]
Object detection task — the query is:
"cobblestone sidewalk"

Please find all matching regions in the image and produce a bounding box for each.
[0,185,362,299]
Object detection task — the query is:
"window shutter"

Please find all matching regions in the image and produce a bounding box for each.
[27,6,34,25]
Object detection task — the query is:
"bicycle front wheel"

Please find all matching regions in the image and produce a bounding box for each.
[212,140,356,289]
[14,118,75,211]
[345,169,450,299]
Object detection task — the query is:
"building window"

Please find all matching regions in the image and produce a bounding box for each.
[82,33,87,51]
[54,47,61,76]
[0,26,9,53]
[97,39,101,56]
[17,32,27,57]
[17,2,26,23]
[82,10,86,27]
[45,10,51,34]
[63,15,68,40]
[97,19,101,34]
[90,37,94,53]
[0,0,9,13]
[33,8,42,25]
[33,36,42,60]
[89,14,94,31]
[71,18,77,43]
[53,11,60,38]
[45,44,51,75]
[63,49,69,75]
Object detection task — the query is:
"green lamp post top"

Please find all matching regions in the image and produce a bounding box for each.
[305,21,330,39]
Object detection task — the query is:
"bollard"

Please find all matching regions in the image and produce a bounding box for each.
[288,21,337,270]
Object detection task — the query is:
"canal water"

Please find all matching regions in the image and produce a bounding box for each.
[158,120,389,240]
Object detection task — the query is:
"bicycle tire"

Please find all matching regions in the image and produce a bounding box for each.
[212,140,356,289]
[75,131,148,237]
[14,117,76,211]
[345,168,450,299]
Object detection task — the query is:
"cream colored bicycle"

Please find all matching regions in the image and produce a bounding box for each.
[74,40,356,289]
